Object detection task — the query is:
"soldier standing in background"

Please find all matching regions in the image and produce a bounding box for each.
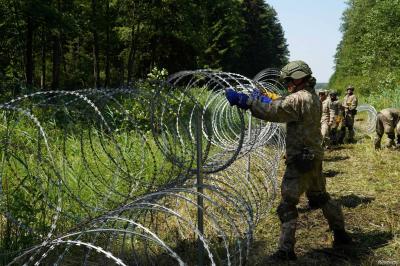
[338,86,358,144]
[319,90,334,149]
[329,90,341,145]
[374,108,400,149]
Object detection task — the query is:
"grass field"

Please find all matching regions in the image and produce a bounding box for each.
[248,134,400,265]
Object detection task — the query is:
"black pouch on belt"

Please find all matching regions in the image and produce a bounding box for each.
[293,148,315,172]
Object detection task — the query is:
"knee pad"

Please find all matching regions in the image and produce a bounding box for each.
[307,192,331,209]
[277,202,298,223]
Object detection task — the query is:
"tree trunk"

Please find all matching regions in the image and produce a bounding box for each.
[40,26,46,90]
[51,0,61,90]
[126,25,136,86]
[127,1,143,85]
[104,0,110,88]
[117,58,124,86]
[92,0,100,88]
[51,33,61,90]
[25,15,34,86]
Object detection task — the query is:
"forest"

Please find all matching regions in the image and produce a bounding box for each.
[0,0,288,97]
[330,0,400,108]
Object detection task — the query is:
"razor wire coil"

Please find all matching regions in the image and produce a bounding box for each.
[5,69,377,265]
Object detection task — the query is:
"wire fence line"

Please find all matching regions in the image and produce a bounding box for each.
[0,69,376,265]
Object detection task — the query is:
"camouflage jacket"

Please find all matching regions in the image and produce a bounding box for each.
[330,99,342,127]
[342,94,358,112]
[321,98,335,125]
[247,85,323,160]
[379,108,400,126]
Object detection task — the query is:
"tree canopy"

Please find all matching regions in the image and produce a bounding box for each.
[330,0,400,95]
[0,0,289,95]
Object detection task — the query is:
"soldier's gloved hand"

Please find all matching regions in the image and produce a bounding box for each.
[225,89,250,110]
[251,89,272,104]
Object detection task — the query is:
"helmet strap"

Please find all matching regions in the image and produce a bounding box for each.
[292,78,307,92]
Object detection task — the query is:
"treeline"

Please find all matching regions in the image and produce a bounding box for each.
[0,0,289,96]
[330,0,400,98]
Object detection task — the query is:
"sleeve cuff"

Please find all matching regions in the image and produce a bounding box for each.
[246,97,255,106]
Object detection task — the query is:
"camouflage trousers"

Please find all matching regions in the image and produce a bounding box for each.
[329,126,338,145]
[321,122,331,147]
[277,158,345,252]
[374,112,400,149]
[338,113,355,143]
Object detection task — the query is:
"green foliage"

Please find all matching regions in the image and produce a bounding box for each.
[0,108,192,257]
[362,85,400,111]
[147,66,169,81]
[0,0,288,92]
[237,0,289,77]
[330,0,400,98]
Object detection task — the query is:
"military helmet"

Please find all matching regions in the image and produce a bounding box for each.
[318,89,328,95]
[347,85,355,91]
[280,60,312,80]
[329,90,338,96]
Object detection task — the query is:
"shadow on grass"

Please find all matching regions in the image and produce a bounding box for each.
[327,146,347,151]
[249,231,392,266]
[338,193,375,208]
[298,230,393,265]
[323,170,341,178]
[323,155,350,162]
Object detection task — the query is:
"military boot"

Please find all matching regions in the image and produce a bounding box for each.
[337,128,345,144]
[348,127,355,143]
[386,133,396,148]
[374,136,382,150]
[321,199,352,248]
[333,229,353,248]
[330,129,337,146]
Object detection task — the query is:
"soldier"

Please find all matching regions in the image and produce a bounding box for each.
[329,90,341,145]
[338,85,358,143]
[225,60,351,261]
[319,90,335,148]
[374,108,400,149]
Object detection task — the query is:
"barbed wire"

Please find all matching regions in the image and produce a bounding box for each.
[1,69,377,265]
[355,104,377,134]
[0,69,287,265]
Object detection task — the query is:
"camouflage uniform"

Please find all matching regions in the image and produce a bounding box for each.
[374,108,400,149]
[329,97,341,145]
[321,96,335,148]
[338,89,358,143]
[247,80,346,254]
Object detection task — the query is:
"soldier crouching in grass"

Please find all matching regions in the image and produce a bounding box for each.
[225,60,352,261]
[374,108,400,150]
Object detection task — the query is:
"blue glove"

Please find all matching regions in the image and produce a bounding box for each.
[251,89,272,104]
[225,89,250,110]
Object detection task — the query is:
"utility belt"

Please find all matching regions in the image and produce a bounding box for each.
[345,109,357,116]
[287,148,316,173]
